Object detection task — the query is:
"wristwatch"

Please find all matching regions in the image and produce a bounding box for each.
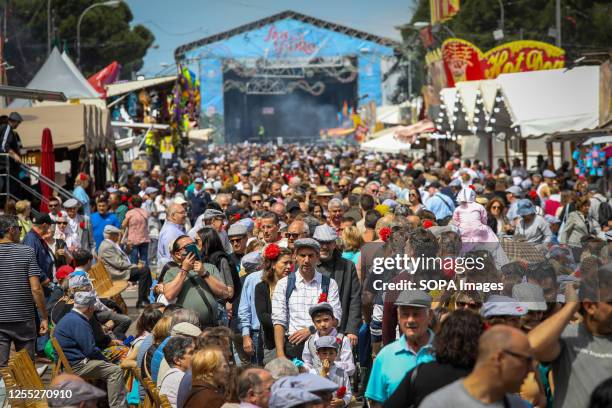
[201,268,210,278]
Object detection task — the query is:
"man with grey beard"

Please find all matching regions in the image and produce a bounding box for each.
[313,225,361,345]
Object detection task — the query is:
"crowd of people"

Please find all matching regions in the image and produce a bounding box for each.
[0,143,611,408]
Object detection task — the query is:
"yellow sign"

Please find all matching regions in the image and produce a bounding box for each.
[21,152,41,167]
[131,159,150,172]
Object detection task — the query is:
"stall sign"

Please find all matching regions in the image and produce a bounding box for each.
[441,38,565,87]
[21,152,41,167]
[131,159,150,172]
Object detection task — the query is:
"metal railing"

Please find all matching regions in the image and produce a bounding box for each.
[0,153,78,216]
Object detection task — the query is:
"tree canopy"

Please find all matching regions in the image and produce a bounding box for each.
[5,0,155,86]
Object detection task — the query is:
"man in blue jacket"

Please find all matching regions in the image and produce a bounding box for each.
[54,291,127,408]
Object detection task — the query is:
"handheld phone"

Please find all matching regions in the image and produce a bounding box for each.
[184,243,201,261]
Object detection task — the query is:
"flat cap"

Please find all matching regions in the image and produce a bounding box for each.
[8,112,23,122]
[291,373,339,393]
[449,178,462,187]
[241,251,263,274]
[144,187,159,195]
[194,177,205,184]
[173,196,188,205]
[294,238,320,253]
[481,295,527,318]
[74,291,97,307]
[512,282,547,312]
[269,386,320,408]
[394,290,432,308]
[202,208,226,220]
[63,198,80,208]
[104,224,121,234]
[315,185,333,196]
[543,169,556,178]
[171,322,202,337]
[315,336,340,350]
[237,217,255,233]
[308,302,334,318]
[312,225,337,242]
[48,379,106,407]
[227,223,247,237]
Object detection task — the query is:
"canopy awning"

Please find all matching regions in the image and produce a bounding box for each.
[0,104,110,150]
[0,85,66,102]
[105,76,177,98]
[188,128,213,142]
[583,135,612,145]
[361,126,413,153]
[497,66,599,137]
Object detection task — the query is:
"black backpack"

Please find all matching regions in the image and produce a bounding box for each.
[595,197,612,227]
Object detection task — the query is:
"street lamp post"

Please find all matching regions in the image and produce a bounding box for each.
[77,0,122,67]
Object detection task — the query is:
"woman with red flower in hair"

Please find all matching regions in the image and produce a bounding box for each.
[254,243,293,364]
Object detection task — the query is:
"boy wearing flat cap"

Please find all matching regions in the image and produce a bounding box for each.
[312,336,353,407]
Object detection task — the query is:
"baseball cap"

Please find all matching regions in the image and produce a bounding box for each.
[55,265,75,280]
[505,186,523,197]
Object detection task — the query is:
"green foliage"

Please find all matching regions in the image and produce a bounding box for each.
[407,0,612,54]
[5,0,155,86]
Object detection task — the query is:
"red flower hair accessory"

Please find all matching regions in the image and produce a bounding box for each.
[379,227,391,242]
[528,190,538,200]
[468,185,475,190]
[336,386,347,399]
[318,293,328,303]
[422,219,434,229]
[121,195,128,202]
[263,243,281,261]
[79,173,88,181]
[79,221,85,230]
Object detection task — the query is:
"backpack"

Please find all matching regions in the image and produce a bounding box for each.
[595,197,612,227]
[285,272,331,304]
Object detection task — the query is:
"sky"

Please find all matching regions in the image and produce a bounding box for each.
[124,0,416,77]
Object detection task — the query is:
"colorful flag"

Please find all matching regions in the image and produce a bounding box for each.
[430,0,460,25]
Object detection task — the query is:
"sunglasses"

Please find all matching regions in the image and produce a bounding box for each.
[491,205,501,209]
[57,222,68,225]
[285,233,300,239]
[456,301,482,310]
[229,237,245,244]
[251,200,262,204]
[48,203,58,207]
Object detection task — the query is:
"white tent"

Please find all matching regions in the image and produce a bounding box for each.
[9,47,100,108]
[497,66,599,137]
[361,127,413,153]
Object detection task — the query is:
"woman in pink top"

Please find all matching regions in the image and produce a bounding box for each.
[122,194,150,265]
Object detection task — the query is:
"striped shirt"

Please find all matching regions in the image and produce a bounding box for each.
[0,243,41,322]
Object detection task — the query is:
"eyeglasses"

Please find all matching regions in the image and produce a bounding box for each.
[456,301,482,310]
[502,349,534,366]
[251,199,262,204]
[285,233,300,239]
[57,222,68,225]
[491,205,501,210]
[229,237,245,244]
[48,203,58,208]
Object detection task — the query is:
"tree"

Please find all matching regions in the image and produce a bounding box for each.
[399,0,612,94]
[4,0,155,86]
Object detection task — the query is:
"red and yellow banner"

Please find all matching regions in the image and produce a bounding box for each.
[430,0,460,25]
[441,38,565,87]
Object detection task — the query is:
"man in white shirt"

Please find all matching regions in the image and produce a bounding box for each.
[272,238,342,360]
